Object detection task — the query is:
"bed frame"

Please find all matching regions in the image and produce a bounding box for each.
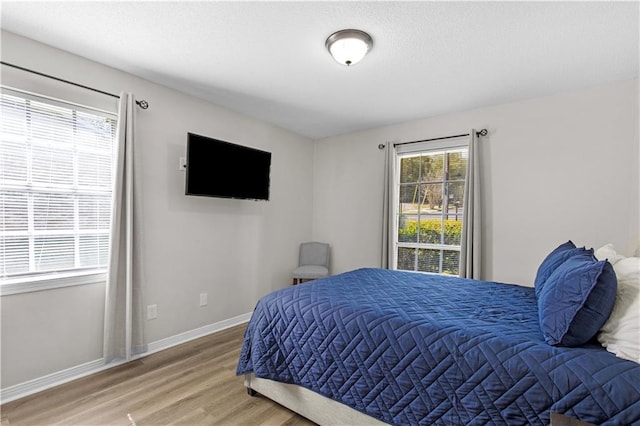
[244,374,595,426]
[244,373,387,425]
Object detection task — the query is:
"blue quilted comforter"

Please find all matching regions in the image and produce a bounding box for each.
[237,268,640,425]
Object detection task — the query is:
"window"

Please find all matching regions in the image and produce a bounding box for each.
[394,140,467,275]
[0,88,117,285]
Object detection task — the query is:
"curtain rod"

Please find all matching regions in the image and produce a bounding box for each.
[1,60,149,109]
[391,129,487,148]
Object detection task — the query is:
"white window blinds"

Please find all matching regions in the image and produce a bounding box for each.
[1,88,117,279]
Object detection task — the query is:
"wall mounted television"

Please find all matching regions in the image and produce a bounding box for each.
[185,133,271,201]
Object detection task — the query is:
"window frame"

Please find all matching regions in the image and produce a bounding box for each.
[0,85,118,295]
[0,270,106,295]
[392,137,468,275]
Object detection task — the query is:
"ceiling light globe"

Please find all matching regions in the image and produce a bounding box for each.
[326,29,373,66]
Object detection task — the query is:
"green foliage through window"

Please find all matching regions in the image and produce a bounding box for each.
[398,218,462,245]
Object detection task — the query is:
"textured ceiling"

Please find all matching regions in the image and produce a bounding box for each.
[1,1,638,139]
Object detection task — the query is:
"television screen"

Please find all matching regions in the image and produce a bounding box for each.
[185,133,271,200]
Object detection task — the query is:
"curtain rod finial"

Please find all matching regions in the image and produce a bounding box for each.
[136,100,149,109]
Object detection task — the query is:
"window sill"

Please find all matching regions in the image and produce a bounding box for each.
[0,270,107,296]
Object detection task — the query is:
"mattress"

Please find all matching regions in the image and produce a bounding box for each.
[237,268,640,425]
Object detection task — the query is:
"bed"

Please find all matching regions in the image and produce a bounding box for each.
[236,267,640,425]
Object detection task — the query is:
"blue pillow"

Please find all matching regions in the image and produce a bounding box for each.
[534,241,590,299]
[537,253,617,347]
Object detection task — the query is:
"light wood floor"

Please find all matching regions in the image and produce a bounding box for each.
[1,324,315,426]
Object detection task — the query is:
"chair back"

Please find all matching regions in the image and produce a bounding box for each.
[299,242,330,268]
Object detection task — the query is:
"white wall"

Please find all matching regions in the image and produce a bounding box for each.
[0,31,314,388]
[313,79,639,286]
[1,284,106,388]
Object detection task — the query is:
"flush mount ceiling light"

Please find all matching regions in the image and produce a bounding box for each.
[325,29,373,66]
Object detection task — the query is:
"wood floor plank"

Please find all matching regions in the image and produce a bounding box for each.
[1,324,315,426]
[2,360,147,422]
[166,408,217,426]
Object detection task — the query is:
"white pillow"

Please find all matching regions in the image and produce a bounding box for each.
[595,243,625,265]
[597,246,640,363]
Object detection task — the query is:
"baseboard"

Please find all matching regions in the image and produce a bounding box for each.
[0,358,107,404]
[145,312,252,354]
[0,312,252,404]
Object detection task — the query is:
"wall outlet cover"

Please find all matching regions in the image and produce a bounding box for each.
[147,304,157,320]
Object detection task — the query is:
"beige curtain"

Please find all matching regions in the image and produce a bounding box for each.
[459,130,482,280]
[103,92,146,363]
[381,142,396,269]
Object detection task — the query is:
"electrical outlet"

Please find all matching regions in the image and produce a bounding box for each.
[199,293,208,307]
[147,304,157,320]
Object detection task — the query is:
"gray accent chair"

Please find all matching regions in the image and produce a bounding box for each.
[292,242,330,285]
